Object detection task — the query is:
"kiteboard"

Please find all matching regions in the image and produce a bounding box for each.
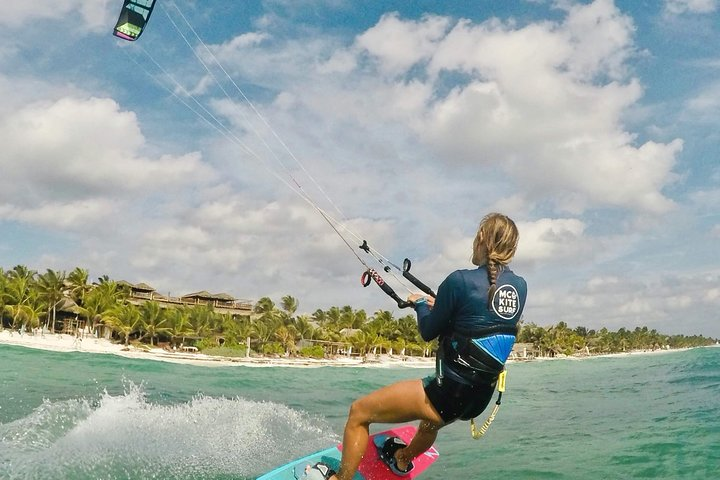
[257,425,439,480]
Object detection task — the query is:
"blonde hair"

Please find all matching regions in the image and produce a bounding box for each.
[471,213,519,307]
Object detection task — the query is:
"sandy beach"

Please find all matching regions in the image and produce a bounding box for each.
[0,329,437,369]
[0,328,701,369]
[0,330,704,368]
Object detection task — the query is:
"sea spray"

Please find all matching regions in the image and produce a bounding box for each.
[0,381,337,479]
[0,397,93,452]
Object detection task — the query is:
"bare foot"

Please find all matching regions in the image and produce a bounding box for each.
[394,447,411,471]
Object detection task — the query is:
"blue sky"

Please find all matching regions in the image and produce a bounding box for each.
[1,0,718,337]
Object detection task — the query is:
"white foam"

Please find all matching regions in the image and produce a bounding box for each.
[0,382,338,479]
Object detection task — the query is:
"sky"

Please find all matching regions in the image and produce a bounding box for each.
[1,0,718,337]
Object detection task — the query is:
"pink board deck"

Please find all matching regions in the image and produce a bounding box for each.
[258,424,439,480]
[347,425,440,479]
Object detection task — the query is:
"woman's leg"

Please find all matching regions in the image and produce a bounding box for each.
[331,379,444,480]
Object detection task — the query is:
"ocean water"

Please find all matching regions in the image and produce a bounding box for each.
[1,345,718,479]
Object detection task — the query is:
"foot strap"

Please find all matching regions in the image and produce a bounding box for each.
[304,462,336,480]
[378,436,414,476]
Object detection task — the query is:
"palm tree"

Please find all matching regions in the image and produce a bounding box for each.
[251,296,283,348]
[188,305,218,342]
[250,317,273,349]
[0,268,8,328]
[36,269,66,333]
[311,325,333,342]
[3,267,40,333]
[253,297,276,317]
[374,335,392,355]
[397,315,419,344]
[8,265,36,284]
[325,306,342,332]
[339,306,366,330]
[391,337,407,356]
[275,325,298,355]
[220,313,252,347]
[3,302,43,332]
[517,322,546,348]
[280,295,298,324]
[82,280,126,336]
[67,267,91,306]
[4,266,36,308]
[294,314,315,340]
[349,330,372,356]
[166,307,195,348]
[369,310,400,343]
[104,303,141,346]
[312,309,328,328]
[139,301,170,346]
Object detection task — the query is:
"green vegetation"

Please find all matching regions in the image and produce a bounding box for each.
[517,322,716,356]
[1,265,716,359]
[199,345,248,358]
[300,345,325,359]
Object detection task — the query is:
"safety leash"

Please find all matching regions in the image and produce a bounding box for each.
[470,369,506,439]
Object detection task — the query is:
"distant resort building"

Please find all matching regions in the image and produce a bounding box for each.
[120,281,253,316]
[510,342,537,360]
[50,281,253,335]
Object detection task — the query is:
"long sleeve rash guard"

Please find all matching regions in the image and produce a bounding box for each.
[415,265,528,343]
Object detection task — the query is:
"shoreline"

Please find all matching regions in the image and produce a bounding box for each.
[0,329,709,369]
[0,330,435,368]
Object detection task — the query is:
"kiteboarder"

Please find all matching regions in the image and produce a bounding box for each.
[308,212,528,480]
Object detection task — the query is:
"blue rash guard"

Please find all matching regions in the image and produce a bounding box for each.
[414,265,527,386]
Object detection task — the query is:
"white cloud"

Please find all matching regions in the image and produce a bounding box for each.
[0,95,216,229]
[107,187,407,306]
[688,188,720,218]
[412,1,679,214]
[685,81,720,117]
[415,216,630,288]
[355,13,451,76]
[515,217,589,263]
[1,0,112,31]
[618,298,653,315]
[236,0,682,214]
[665,0,719,15]
[208,32,271,56]
[561,0,637,80]
[525,271,720,334]
[0,199,115,229]
[705,288,720,303]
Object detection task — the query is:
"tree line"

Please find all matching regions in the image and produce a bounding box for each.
[516,322,715,356]
[1,265,716,358]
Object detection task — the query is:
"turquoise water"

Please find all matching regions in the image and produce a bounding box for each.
[1,345,718,479]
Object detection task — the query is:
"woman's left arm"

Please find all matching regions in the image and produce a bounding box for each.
[414,271,461,341]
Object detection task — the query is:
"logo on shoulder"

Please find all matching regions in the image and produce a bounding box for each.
[492,284,520,320]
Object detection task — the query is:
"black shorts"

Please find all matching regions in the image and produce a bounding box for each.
[423,375,496,424]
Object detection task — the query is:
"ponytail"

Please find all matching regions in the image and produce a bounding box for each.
[486,259,498,309]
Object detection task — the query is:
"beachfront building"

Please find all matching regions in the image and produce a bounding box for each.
[42,281,253,338]
[180,291,252,314]
[121,282,253,316]
[120,281,159,301]
[56,297,84,334]
[510,342,537,360]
